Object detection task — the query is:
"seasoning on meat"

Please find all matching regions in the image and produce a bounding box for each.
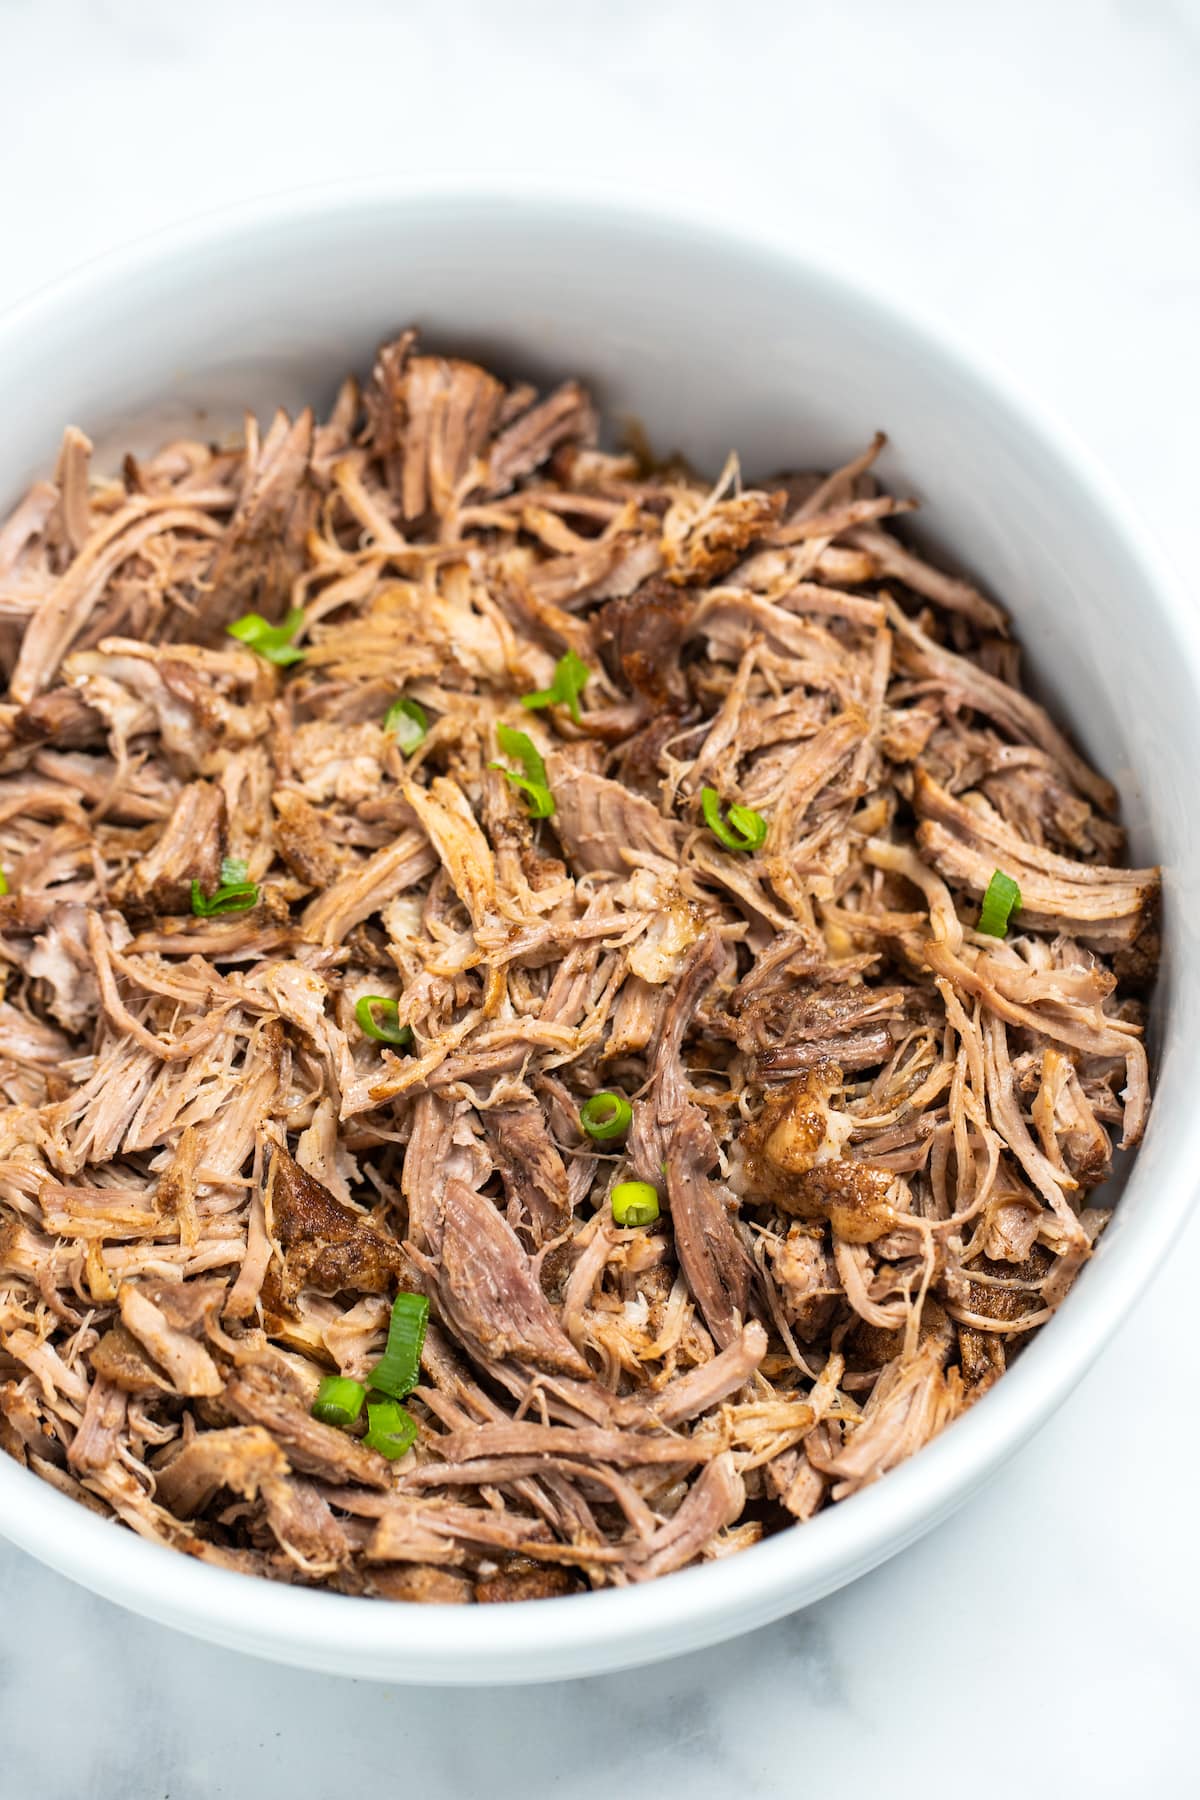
[0,329,1157,1600]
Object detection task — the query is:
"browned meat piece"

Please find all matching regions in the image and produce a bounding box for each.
[117,780,226,917]
[371,1565,473,1604]
[482,1102,571,1247]
[652,1321,768,1424]
[224,1363,391,1489]
[367,1498,553,1563]
[300,831,437,947]
[979,758,1123,863]
[261,1476,353,1569]
[90,1324,170,1395]
[957,1324,1005,1390]
[843,524,1007,634]
[913,767,1158,951]
[430,1420,705,1468]
[486,382,596,492]
[607,710,686,794]
[266,1145,407,1305]
[628,930,728,1178]
[12,687,104,748]
[155,1426,289,1516]
[118,1283,223,1397]
[545,753,681,872]
[206,409,315,625]
[11,501,229,702]
[731,1066,851,1200]
[528,533,662,609]
[50,426,94,555]
[756,1030,894,1078]
[432,1181,589,1378]
[474,1562,581,1603]
[593,577,694,705]
[777,1161,903,1245]
[666,1108,754,1350]
[891,605,1115,811]
[767,1226,841,1341]
[384,354,505,522]
[664,490,784,586]
[821,1331,960,1496]
[68,1377,128,1474]
[729,973,906,1079]
[629,1452,745,1580]
[15,901,98,1033]
[272,790,345,888]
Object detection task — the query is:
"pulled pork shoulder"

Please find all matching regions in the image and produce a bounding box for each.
[0,332,1157,1599]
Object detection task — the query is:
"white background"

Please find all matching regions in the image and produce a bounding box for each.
[1,1,1198,1794]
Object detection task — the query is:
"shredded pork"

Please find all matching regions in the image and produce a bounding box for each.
[0,332,1157,1600]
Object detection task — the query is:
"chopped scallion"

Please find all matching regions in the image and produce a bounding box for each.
[190,876,260,917]
[354,995,413,1048]
[363,1398,419,1460]
[0,869,8,896]
[611,1180,660,1228]
[520,649,591,726]
[311,1375,367,1427]
[489,723,555,819]
[701,786,768,853]
[383,696,428,755]
[978,869,1022,938]
[219,855,249,886]
[579,1091,633,1142]
[226,607,307,666]
[369,1291,430,1400]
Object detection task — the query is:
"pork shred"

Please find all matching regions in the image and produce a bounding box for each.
[0,331,1158,1601]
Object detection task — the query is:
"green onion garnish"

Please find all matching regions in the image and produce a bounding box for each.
[520,649,591,726]
[489,724,555,819]
[978,869,1022,938]
[611,1180,661,1228]
[701,786,768,854]
[219,856,248,886]
[227,607,306,667]
[354,995,413,1048]
[311,1375,367,1427]
[369,1291,429,1400]
[0,870,8,896]
[579,1091,633,1142]
[190,876,260,917]
[383,696,428,755]
[363,1398,419,1460]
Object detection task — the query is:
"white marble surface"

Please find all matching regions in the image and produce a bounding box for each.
[2,0,1199,1792]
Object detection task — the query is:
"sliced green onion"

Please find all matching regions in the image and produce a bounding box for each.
[611,1180,661,1228]
[383,696,428,755]
[520,649,591,726]
[978,868,1022,938]
[227,607,306,667]
[701,786,768,854]
[354,995,413,1048]
[219,855,249,886]
[363,1398,419,1460]
[0,869,8,896]
[370,1291,430,1400]
[580,1091,633,1142]
[311,1375,367,1427]
[488,723,555,819]
[190,877,260,917]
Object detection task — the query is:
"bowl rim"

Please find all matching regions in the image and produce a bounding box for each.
[1,172,1196,1682]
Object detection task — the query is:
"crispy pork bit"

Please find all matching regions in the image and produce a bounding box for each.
[0,330,1156,1600]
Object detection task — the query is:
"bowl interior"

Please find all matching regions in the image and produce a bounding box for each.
[1,186,1196,1681]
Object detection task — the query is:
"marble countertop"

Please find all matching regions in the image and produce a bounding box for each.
[3,0,1198,1793]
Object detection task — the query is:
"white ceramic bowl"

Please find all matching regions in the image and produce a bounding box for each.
[1,181,1195,1684]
